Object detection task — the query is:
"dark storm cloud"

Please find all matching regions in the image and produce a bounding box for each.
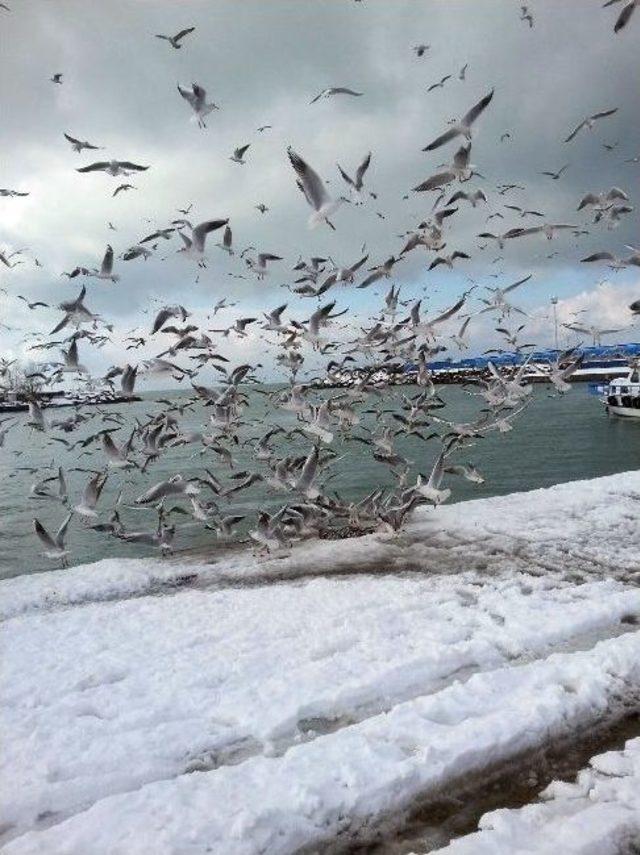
[1,0,638,370]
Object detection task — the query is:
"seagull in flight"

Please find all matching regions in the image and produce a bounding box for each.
[337,151,371,199]
[413,44,430,57]
[113,183,136,197]
[77,160,149,177]
[423,89,494,151]
[540,163,570,180]
[0,188,29,197]
[88,245,119,282]
[50,73,63,84]
[288,146,350,229]
[310,87,363,104]
[33,513,73,565]
[177,219,229,264]
[155,27,195,49]
[520,5,534,26]
[64,133,103,153]
[177,82,219,128]
[564,108,618,142]
[230,144,250,164]
[427,75,452,92]
[604,0,638,33]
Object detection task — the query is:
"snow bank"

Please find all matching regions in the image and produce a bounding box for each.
[434,737,640,854]
[3,572,640,845]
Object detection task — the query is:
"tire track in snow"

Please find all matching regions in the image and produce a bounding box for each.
[7,614,637,847]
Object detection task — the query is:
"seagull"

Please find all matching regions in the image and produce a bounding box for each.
[604,0,638,32]
[87,245,119,282]
[564,108,618,142]
[262,304,288,331]
[357,256,399,288]
[337,151,371,198]
[540,164,570,180]
[257,125,272,132]
[423,89,494,151]
[504,204,545,218]
[413,142,475,191]
[77,160,149,177]
[135,475,199,504]
[63,133,103,153]
[520,5,534,26]
[288,146,350,229]
[74,471,108,519]
[446,188,487,207]
[216,225,234,254]
[60,338,87,373]
[177,219,229,264]
[581,249,640,269]
[255,203,269,214]
[121,364,138,396]
[122,245,152,261]
[102,430,136,468]
[230,144,250,164]
[0,249,25,267]
[514,223,577,240]
[51,285,98,334]
[155,26,195,48]
[427,75,452,92]
[413,44,430,57]
[33,513,72,564]
[0,188,29,197]
[140,227,176,244]
[450,316,472,349]
[113,183,135,197]
[413,450,451,506]
[246,252,282,278]
[150,304,189,334]
[17,296,49,310]
[577,187,629,209]
[50,73,63,84]
[562,323,625,345]
[429,250,470,270]
[459,63,468,80]
[27,400,47,432]
[177,82,219,127]
[310,87,363,104]
[302,301,348,346]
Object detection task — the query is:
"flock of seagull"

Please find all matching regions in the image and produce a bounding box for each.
[0,2,639,568]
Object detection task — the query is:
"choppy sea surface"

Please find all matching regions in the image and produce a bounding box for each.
[0,383,638,579]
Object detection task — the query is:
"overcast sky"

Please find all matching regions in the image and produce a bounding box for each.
[1,0,639,383]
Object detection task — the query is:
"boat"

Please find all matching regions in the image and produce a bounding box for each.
[602,361,640,418]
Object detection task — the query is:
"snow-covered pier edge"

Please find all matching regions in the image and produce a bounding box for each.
[2,470,640,854]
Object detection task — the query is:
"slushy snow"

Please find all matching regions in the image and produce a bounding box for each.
[2,471,640,853]
[433,737,640,855]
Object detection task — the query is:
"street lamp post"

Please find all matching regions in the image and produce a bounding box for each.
[551,296,559,351]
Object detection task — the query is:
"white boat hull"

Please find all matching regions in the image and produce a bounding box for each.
[605,402,640,419]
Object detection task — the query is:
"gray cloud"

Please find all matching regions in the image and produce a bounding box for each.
[1,0,638,380]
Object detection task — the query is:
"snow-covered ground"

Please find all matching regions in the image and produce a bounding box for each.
[2,471,640,854]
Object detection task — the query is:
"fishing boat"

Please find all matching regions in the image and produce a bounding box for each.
[602,361,640,418]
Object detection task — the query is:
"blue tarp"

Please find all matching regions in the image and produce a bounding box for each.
[405,343,640,373]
